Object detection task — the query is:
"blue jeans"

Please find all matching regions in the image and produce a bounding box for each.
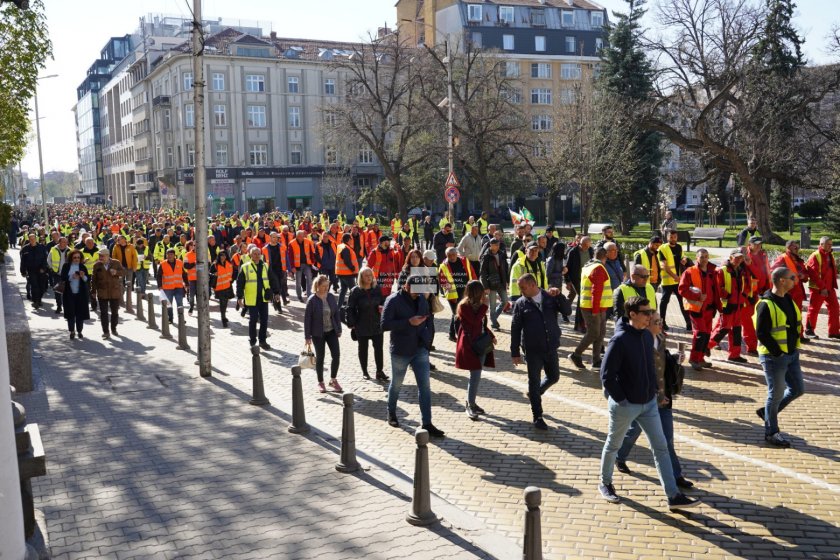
[467,369,482,405]
[759,351,805,436]
[600,396,679,498]
[163,288,184,323]
[524,349,561,420]
[487,289,509,327]
[135,269,148,294]
[617,407,682,478]
[387,348,432,426]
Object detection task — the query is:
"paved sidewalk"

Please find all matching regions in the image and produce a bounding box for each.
[10,248,840,559]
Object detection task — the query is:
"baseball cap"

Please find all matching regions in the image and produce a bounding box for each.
[749,235,763,244]
[730,249,744,257]
[423,250,436,261]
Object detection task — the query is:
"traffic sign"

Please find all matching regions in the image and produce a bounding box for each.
[444,186,460,204]
[444,171,461,188]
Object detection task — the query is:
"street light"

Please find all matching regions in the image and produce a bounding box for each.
[34,73,58,229]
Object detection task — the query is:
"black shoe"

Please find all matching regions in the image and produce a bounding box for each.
[829,334,840,340]
[259,342,271,350]
[240,309,247,317]
[449,334,457,342]
[685,324,692,331]
[422,423,445,438]
[615,460,631,474]
[466,402,479,420]
[562,315,570,323]
[69,331,75,340]
[599,483,620,504]
[188,306,194,314]
[568,353,586,369]
[375,371,389,382]
[222,318,229,327]
[765,432,791,448]
[77,332,84,340]
[298,297,304,303]
[756,407,766,421]
[471,403,485,415]
[362,372,371,380]
[387,413,399,427]
[111,328,118,337]
[429,363,437,372]
[102,332,110,339]
[805,329,817,338]
[592,360,602,370]
[283,298,290,305]
[676,477,694,489]
[491,322,501,330]
[54,308,62,314]
[704,347,711,357]
[746,349,759,356]
[727,356,748,364]
[533,417,549,430]
[800,337,812,344]
[668,493,700,510]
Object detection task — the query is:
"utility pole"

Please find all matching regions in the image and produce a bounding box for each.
[34,88,48,228]
[445,40,454,223]
[192,0,211,377]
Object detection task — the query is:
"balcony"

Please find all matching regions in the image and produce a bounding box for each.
[152,95,170,107]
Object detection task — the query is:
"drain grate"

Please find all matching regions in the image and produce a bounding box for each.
[107,374,169,393]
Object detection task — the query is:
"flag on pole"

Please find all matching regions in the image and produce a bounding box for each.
[509,208,523,225]
[520,207,535,223]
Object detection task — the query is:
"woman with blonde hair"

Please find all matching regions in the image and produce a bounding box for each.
[304,274,343,393]
[347,267,388,381]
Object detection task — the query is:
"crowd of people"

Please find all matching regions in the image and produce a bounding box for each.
[11,203,837,511]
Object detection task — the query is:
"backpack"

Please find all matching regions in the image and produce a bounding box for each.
[664,350,685,395]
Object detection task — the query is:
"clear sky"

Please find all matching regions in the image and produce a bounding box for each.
[21,0,838,177]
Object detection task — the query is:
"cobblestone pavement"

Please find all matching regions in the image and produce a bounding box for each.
[11,250,840,560]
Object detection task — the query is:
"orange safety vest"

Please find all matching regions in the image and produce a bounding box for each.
[289,238,314,268]
[160,259,185,290]
[683,266,704,312]
[783,254,800,285]
[261,242,287,271]
[185,251,197,281]
[215,260,233,291]
[336,243,359,276]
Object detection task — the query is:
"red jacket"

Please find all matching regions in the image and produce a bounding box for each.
[744,249,771,296]
[587,264,611,312]
[806,248,838,292]
[771,252,808,302]
[455,303,495,370]
[678,263,720,313]
[717,262,752,309]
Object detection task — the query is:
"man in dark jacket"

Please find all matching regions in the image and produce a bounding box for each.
[597,296,699,511]
[565,235,593,332]
[510,273,572,430]
[432,223,455,264]
[381,275,443,437]
[20,232,48,309]
[480,238,509,329]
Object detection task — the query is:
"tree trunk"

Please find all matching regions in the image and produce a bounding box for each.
[546,194,556,226]
[739,172,784,244]
[389,174,408,217]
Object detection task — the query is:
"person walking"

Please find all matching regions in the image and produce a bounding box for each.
[211,251,235,327]
[90,248,126,339]
[347,267,388,382]
[432,223,455,264]
[678,249,719,370]
[288,229,316,302]
[755,267,806,447]
[20,232,48,309]
[304,275,343,393]
[805,236,839,339]
[236,246,280,349]
[772,240,811,343]
[458,224,482,276]
[336,232,359,310]
[134,237,152,294]
[368,235,400,296]
[59,249,91,339]
[455,280,496,420]
[479,238,509,329]
[633,236,663,291]
[381,275,443,437]
[658,229,692,331]
[613,265,657,321]
[598,296,699,510]
[736,216,760,246]
[564,235,593,332]
[183,240,198,314]
[708,250,752,364]
[569,247,612,370]
[742,236,772,354]
[157,248,187,324]
[423,215,434,250]
[439,246,476,341]
[510,273,572,430]
[48,237,70,314]
[614,311,694,490]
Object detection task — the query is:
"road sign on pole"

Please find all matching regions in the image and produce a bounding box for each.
[444,186,460,204]
[444,171,461,188]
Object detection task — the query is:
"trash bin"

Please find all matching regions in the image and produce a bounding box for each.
[800,226,811,250]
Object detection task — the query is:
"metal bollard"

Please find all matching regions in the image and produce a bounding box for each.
[177,308,190,350]
[288,366,310,434]
[124,284,133,314]
[249,345,270,406]
[335,393,360,473]
[146,293,157,330]
[136,290,145,321]
[160,300,172,339]
[523,487,542,560]
[406,428,437,526]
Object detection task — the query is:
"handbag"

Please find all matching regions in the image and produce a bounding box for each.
[298,342,316,370]
[471,330,493,357]
[53,281,66,295]
[429,294,445,314]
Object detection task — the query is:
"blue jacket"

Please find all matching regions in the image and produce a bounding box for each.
[600,317,658,404]
[318,241,336,271]
[304,293,342,339]
[381,289,432,356]
[605,258,623,290]
[509,289,572,358]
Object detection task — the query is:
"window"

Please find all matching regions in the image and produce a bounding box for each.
[247,105,266,128]
[238,47,270,58]
[183,72,193,91]
[560,88,576,104]
[325,146,337,165]
[566,36,576,53]
[289,106,301,128]
[499,6,514,23]
[249,144,268,166]
[502,61,520,77]
[593,63,602,79]
[503,34,514,50]
[561,10,575,27]
[531,88,552,104]
[470,32,482,48]
[323,109,337,127]
[535,36,546,52]
[467,4,482,22]
[532,114,552,131]
[166,147,174,168]
[186,143,195,166]
[288,76,299,93]
[595,37,604,51]
[503,87,522,104]
[359,146,374,164]
[245,74,265,92]
[212,73,225,91]
[561,63,582,79]
[215,143,228,166]
[324,79,336,95]
[531,63,551,78]
[214,104,226,126]
[184,103,194,127]
[163,109,171,130]
[591,11,604,27]
[290,144,302,165]
[530,8,546,26]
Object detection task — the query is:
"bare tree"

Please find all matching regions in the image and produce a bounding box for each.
[319,165,355,211]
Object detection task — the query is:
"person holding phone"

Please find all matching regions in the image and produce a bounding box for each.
[59,250,91,339]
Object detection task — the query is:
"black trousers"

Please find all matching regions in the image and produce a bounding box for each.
[218,297,229,321]
[248,301,269,345]
[357,333,384,375]
[99,298,120,334]
[660,284,691,327]
[313,330,340,383]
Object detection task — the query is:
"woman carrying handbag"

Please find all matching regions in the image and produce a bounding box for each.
[455,280,496,420]
[304,275,343,393]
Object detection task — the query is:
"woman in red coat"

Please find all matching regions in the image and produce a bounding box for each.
[455,280,496,419]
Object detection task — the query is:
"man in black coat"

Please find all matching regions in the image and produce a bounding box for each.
[564,235,594,332]
[510,273,572,430]
[432,223,455,264]
[20,233,48,309]
[479,238,509,329]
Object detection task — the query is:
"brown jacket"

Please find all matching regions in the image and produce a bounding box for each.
[91,259,126,300]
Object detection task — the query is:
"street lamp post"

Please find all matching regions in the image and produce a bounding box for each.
[34,74,58,228]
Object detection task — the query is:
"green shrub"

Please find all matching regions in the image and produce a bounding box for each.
[796,199,828,219]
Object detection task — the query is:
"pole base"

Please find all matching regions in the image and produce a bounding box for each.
[249,396,270,406]
[406,511,438,526]
[335,461,360,473]
[177,344,191,351]
[288,423,310,434]
[160,334,172,339]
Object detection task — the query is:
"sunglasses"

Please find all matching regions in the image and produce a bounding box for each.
[651,319,662,325]
[634,309,655,316]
